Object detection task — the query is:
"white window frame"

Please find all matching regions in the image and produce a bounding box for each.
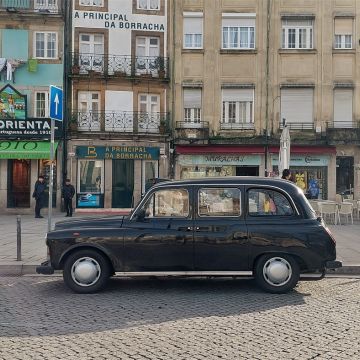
[183,88,202,126]
[34,0,58,11]
[334,34,352,49]
[222,26,255,49]
[137,0,160,10]
[138,93,160,113]
[221,89,254,128]
[282,20,313,49]
[34,32,58,59]
[183,12,203,49]
[79,0,103,6]
[34,91,49,118]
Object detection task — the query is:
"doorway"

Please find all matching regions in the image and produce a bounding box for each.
[7,159,31,208]
[236,166,259,176]
[112,160,134,208]
[336,156,354,194]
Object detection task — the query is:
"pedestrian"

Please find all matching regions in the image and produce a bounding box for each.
[281,169,292,181]
[62,178,75,217]
[32,175,46,218]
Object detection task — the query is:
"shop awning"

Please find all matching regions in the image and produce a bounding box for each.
[0,141,59,159]
[269,146,336,154]
[176,145,266,154]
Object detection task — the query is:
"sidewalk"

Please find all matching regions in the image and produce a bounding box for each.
[0,212,359,275]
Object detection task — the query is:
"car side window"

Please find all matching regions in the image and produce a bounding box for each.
[248,189,293,216]
[198,188,241,217]
[143,188,189,217]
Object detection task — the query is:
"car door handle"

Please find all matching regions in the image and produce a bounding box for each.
[178,226,193,231]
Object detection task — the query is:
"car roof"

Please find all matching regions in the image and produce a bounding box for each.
[152,177,299,193]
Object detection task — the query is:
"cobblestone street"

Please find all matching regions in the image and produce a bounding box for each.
[0,276,359,360]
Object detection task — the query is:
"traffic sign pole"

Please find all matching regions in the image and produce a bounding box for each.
[48,85,63,234]
[48,117,55,233]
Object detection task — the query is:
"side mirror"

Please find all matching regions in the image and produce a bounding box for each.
[135,209,146,222]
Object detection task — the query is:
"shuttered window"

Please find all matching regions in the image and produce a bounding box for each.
[334,18,353,49]
[183,12,203,49]
[334,89,353,128]
[183,88,202,124]
[280,88,314,129]
[221,89,254,129]
[222,14,255,49]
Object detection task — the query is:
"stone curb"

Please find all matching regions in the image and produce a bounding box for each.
[1,264,360,276]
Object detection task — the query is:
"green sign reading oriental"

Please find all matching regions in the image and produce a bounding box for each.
[76,146,160,160]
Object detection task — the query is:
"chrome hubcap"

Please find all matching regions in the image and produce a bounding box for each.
[71,257,101,287]
[263,257,292,287]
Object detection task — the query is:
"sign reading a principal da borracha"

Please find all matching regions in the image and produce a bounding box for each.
[74,11,165,31]
[0,84,62,139]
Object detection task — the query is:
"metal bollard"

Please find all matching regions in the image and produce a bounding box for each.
[16,215,21,261]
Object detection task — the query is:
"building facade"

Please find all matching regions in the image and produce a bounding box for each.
[0,0,64,213]
[68,0,170,209]
[170,0,360,200]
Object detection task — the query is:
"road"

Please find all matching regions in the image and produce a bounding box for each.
[0,276,359,359]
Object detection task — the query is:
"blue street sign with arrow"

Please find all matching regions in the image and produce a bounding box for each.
[49,85,63,121]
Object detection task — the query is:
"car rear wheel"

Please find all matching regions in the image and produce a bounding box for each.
[254,254,300,294]
[63,249,110,293]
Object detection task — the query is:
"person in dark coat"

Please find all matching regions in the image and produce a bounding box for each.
[281,169,292,181]
[32,175,46,218]
[62,178,75,217]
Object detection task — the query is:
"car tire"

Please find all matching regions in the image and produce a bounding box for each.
[254,254,300,294]
[63,249,110,294]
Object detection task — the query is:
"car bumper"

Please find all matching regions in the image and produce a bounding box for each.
[325,260,342,269]
[36,260,55,275]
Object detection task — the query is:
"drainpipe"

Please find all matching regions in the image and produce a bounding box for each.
[62,0,72,185]
[170,0,176,179]
[264,0,271,177]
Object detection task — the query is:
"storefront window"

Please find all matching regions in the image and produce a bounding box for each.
[39,159,57,208]
[77,160,104,208]
[180,166,235,179]
[143,160,158,193]
[78,160,103,193]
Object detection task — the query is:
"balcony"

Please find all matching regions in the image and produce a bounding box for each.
[175,121,209,142]
[220,122,255,130]
[71,53,170,80]
[0,0,62,13]
[326,121,360,144]
[279,122,315,131]
[69,111,170,135]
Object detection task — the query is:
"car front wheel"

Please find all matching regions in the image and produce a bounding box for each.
[255,254,300,294]
[63,249,110,293]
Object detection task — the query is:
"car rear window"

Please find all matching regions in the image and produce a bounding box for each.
[198,188,241,217]
[248,189,293,216]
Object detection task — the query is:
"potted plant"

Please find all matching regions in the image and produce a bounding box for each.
[157,57,166,78]
[72,54,80,74]
[68,114,78,131]
[159,117,167,134]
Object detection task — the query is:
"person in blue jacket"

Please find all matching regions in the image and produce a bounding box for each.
[32,175,46,218]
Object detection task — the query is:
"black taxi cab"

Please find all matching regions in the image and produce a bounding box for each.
[37,177,342,294]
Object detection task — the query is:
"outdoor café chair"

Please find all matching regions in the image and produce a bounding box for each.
[338,202,353,225]
[318,202,338,225]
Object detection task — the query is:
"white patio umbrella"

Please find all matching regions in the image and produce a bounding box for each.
[278,123,291,177]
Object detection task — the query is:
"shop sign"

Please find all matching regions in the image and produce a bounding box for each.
[74,11,165,31]
[76,146,160,160]
[272,155,329,166]
[179,154,261,166]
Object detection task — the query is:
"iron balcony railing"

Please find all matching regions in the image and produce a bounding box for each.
[327,121,360,129]
[220,122,255,130]
[71,53,169,79]
[70,111,170,134]
[0,0,61,13]
[279,122,314,130]
[176,121,209,129]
